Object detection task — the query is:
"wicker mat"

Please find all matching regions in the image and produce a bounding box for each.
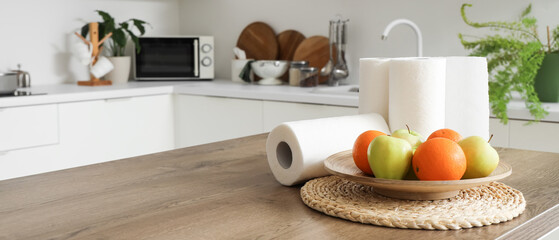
[301,176,525,230]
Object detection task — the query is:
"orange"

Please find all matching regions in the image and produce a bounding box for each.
[412,138,466,180]
[427,128,463,142]
[352,130,387,175]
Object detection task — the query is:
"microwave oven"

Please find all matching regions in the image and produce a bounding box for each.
[133,36,214,80]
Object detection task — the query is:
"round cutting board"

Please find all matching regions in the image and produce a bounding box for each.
[236,22,278,60]
[277,30,305,61]
[277,30,306,82]
[292,35,331,84]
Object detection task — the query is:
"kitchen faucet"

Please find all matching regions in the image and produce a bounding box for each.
[381,19,423,57]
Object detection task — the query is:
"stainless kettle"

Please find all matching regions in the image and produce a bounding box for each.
[13,64,31,88]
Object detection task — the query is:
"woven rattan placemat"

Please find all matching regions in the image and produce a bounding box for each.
[301,176,525,230]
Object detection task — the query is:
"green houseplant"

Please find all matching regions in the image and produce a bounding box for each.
[459,3,559,123]
[81,10,149,56]
[81,10,150,83]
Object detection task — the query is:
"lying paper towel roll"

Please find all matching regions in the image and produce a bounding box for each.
[359,58,390,121]
[389,58,446,137]
[445,57,489,139]
[266,113,390,186]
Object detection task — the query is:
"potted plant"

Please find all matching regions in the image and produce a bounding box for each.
[81,10,150,83]
[459,3,558,123]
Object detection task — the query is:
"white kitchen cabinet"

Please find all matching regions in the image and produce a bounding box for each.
[57,100,109,167]
[0,95,175,180]
[0,143,63,180]
[57,94,175,162]
[0,104,60,180]
[175,95,264,148]
[489,118,509,148]
[0,104,59,152]
[175,95,359,147]
[103,95,175,160]
[262,101,358,132]
[509,120,559,153]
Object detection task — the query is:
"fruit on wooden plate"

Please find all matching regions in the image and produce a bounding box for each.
[459,135,500,179]
[368,135,413,180]
[391,125,423,149]
[427,128,463,142]
[412,137,467,181]
[352,130,387,175]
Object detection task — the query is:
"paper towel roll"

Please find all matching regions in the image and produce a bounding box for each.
[266,113,390,186]
[359,58,390,122]
[445,57,489,139]
[388,58,446,137]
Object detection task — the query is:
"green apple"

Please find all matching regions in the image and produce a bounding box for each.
[458,136,500,179]
[367,135,413,180]
[391,127,423,149]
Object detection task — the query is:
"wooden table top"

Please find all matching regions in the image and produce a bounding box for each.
[1,133,558,239]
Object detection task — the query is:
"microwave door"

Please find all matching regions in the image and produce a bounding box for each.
[135,37,198,79]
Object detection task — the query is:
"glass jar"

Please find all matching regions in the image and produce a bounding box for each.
[299,67,319,87]
[289,61,309,86]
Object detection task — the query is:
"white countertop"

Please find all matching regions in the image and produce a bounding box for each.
[0,80,358,108]
[505,99,559,123]
[1,79,558,122]
[0,81,177,108]
[172,80,358,107]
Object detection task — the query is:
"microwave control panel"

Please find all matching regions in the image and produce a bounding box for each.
[198,36,214,79]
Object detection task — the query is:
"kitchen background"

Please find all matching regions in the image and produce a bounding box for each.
[1,0,558,85]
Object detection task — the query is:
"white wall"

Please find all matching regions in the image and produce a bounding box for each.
[178,0,559,84]
[0,0,180,85]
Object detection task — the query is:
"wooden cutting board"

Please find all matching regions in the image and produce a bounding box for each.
[236,22,278,60]
[277,30,305,60]
[292,35,332,84]
[277,30,306,82]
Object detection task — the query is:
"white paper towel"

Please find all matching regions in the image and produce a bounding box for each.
[445,57,489,139]
[359,58,390,122]
[388,58,446,138]
[266,113,390,186]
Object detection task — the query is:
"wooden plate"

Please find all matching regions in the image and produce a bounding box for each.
[324,150,512,200]
[236,22,278,60]
[292,35,331,84]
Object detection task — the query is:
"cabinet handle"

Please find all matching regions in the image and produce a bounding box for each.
[105,97,132,103]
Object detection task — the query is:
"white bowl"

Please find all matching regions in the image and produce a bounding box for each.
[251,60,289,85]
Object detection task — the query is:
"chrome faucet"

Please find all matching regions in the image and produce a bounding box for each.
[381,19,423,57]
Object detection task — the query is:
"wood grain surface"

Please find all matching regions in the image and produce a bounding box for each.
[277,30,305,82]
[277,30,305,61]
[0,134,558,239]
[292,35,332,84]
[236,22,278,60]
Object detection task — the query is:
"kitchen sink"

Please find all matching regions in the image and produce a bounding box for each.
[310,85,359,95]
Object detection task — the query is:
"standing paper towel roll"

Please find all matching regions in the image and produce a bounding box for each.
[445,57,489,139]
[359,58,390,121]
[389,58,446,137]
[266,113,390,186]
